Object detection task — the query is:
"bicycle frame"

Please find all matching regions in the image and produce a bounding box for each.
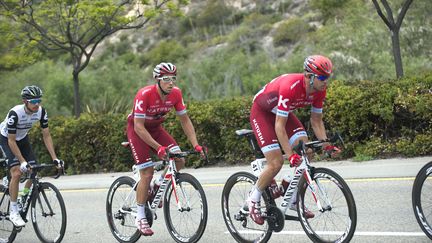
[244,128,338,218]
[125,153,193,219]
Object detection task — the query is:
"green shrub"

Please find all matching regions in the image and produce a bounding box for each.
[273,17,310,45]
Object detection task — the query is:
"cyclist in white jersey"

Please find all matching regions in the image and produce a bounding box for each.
[0,85,64,227]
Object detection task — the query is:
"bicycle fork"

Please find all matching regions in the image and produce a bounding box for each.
[302,169,332,212]
[170,173,192,212]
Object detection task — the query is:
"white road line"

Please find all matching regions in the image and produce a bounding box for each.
[226,231,426,237]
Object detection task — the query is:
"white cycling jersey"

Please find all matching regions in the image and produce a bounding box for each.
[0,104,48,141]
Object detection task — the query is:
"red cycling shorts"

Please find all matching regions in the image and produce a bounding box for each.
[127,116,180,170]
[250,103,307,154]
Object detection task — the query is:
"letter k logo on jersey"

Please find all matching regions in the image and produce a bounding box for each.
[135,100,144,112]
[278,95,289,109]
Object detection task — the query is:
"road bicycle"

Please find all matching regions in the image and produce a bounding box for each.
[106,144,208,243]
[221,129,357,243]
[412,161,432,240]
[0,153,66,243]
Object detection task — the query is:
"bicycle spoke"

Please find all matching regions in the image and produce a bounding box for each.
[299,168,356,243]
[164,173,207,243]
[106,176,140,243]
[32,182,66,243]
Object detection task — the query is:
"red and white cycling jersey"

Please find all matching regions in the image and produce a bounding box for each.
[253,73,326,116]
[130,84,187,128]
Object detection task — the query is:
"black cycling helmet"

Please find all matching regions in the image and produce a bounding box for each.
[21,85,43,99]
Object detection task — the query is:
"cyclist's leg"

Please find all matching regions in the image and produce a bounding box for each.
[17,136,36,195]
[1,136,25,226]
[284,114,314,218]
[127,121,155,236]
[248,105,284,224]
[149,127,182,194]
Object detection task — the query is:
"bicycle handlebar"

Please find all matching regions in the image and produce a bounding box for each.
[23,163,65,180]
[294,132,344,155]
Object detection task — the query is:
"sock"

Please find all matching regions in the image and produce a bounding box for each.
[10,201,18,213]
[136,203,145,220]
[249,186,262,202]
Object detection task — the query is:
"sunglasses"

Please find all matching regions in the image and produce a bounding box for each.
[158,76,177,83]
[27,98,42,104]
[314,74,330,81]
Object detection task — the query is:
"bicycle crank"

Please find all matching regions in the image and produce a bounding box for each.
[266,205,284,232]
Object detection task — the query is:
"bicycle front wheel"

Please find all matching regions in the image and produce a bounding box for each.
[31,182,67,243]
[0,185,17,243]
[412,161,432,240]
[163,173,208,243]
[297,167,357,243]
[106,176,141,243]
[221,171,273,243]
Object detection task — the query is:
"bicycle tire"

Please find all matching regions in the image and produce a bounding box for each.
[106,176,141,243]
[297,167,357,243]
[0,185,17,243]
[31,182,67,243]
[412,161,432,240]
[163,173,208,243]
[221,171,273,243]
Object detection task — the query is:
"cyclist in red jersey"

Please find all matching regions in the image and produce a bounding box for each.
[245,55,341,225]
[126,62,206,236]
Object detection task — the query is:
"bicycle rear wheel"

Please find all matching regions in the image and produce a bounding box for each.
[412,161,432,240]
[297,167,357,243]
[221,171,273,243]
[106,176,141,243]
[163,173,208,243]
[31,182,67,243]
[0,185,17,243]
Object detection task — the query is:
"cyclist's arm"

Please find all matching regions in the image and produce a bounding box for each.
[133,118,161,150]
[41,127,59,160]
[177,113,199,148]
[275,115,294,157]
[310,112,328,145]
[7,134,26,163]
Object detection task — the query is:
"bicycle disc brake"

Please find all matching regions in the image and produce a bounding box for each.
[266,205,284,232]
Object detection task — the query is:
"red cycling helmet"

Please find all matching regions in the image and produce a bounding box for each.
[153,62,177,79]
[304,55,333,76]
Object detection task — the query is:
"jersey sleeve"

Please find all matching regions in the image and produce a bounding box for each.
[133,89,150,119]
[311,90,326,113]
[6,110,18,134]
[40,107,49,128]
[174,88,187,116]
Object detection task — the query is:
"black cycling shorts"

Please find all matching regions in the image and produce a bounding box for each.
[0,135,37,168]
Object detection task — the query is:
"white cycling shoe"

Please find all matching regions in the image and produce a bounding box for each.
[9,212,25,227]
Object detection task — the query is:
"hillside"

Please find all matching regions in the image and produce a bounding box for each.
[0,0,431,116]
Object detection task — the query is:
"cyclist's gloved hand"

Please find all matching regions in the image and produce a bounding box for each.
[324,145,341,158]
[194,145,208,159]
[289,154,302,167]
[20,161,29,173]
[53,159,64,168]
[157,146,168,160]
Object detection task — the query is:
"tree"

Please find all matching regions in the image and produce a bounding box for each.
[0,0,187,117]
[372,0,413,78]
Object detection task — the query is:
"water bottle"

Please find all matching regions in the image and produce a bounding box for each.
[2,176,8,188]
[268,179,281,199]
[279,175,291,195]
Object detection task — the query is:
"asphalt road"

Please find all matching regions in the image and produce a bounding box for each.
[11,156,432,243]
